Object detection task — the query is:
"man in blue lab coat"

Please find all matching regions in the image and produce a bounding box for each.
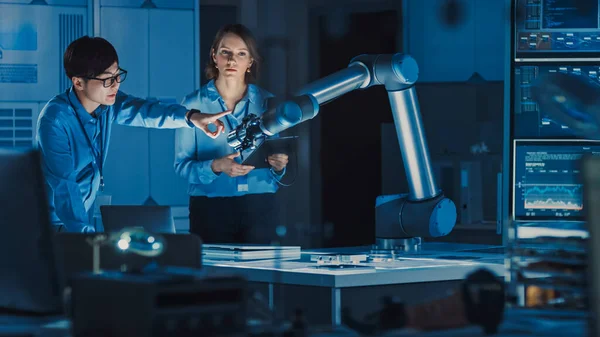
[36,36,230,233]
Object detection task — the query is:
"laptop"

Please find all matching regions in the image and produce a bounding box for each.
[100,205,176,234]
[0,148,63,315]
[202,244,301,260]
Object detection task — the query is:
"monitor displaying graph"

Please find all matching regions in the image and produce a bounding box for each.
[513,139,600,220]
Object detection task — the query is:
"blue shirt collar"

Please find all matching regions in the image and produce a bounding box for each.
[205,79,259,105]
[67,87,108,122]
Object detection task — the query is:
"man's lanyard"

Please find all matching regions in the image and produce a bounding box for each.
[68,95,105,191]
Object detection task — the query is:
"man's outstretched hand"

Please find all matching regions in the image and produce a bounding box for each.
[188,110,232,139]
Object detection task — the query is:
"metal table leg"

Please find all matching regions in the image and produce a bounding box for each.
[331,288,341,326]
[268,283,274,312]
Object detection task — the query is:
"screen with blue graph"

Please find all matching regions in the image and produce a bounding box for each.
[515,0,600,58]
[513,62,600,138]
[513,140,600,220]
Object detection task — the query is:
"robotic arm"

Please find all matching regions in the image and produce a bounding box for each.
[227,54,457,249]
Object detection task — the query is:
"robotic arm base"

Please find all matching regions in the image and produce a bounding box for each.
[375,193,457,243]
[374,237,423,253]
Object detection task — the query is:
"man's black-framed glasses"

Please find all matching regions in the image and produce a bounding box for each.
[86,68,128,88]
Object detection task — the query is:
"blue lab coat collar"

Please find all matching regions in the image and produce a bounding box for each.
[67,87,108,122]
[205,79,260,105]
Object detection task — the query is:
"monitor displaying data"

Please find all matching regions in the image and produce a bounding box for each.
[515,0,600,58]
[513,63,600,138]
[513,139,600,221]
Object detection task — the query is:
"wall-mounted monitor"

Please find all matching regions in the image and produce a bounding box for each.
[513,62,600,138]
[512,139,600,221]
[515,0,600,60]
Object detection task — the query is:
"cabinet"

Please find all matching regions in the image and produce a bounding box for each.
[100,6,194,206]
[406,0,506,82]
[147,9,194,206]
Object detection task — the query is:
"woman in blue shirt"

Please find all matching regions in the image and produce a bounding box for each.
[37,36,230,233]
[175,24,289,244]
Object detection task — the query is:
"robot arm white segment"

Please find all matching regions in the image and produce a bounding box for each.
[388,88,438,200]
[257,54,420,139]
[295,63,371,105]
[259,95,320,136]
[291,53,419,106]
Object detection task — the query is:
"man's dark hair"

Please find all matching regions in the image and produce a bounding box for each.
[205,23,261,83]
[64,36,119,79]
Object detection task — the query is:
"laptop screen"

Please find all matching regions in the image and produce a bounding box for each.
[100,205,176,234]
